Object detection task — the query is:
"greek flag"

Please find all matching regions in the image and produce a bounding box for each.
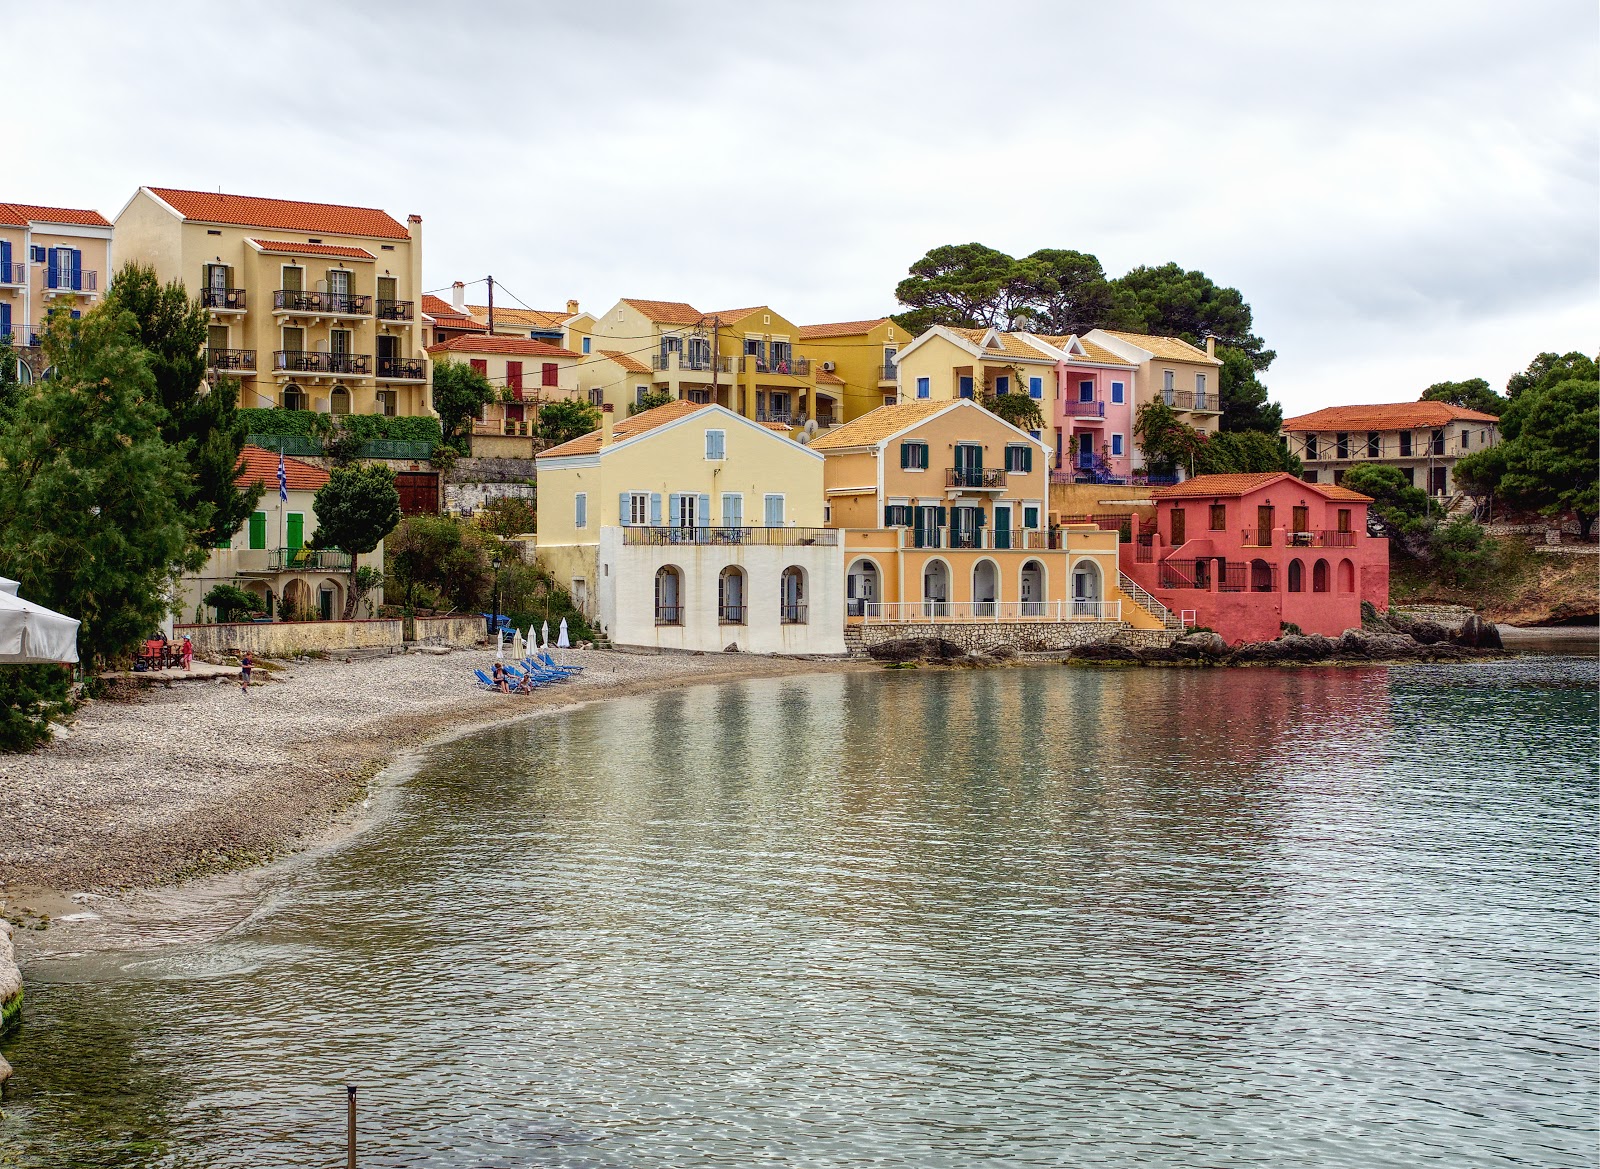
[277,452,288,502]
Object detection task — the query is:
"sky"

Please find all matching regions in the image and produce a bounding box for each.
[11,0,1597,416]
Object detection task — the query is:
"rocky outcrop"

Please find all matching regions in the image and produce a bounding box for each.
[866,638,969,663]
[1454,614,1504,650]
[1174,631,1229,660]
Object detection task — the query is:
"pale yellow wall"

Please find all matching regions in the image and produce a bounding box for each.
[878,405,1048,506]
[799,319,907,423]
[895,332,1059,454]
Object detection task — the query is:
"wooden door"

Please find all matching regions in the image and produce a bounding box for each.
[1170,507,1186,547]
[1257,505,1274,546]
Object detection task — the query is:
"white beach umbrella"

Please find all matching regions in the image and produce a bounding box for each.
[0,578,19,596]
[495,628,504,661]
[541,620,550,649]
[0,588,80,664]
[557,618,570,648]
[511,629,524,659]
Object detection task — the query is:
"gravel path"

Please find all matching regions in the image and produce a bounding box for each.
[0,647,846,897]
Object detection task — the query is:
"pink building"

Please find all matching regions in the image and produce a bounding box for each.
[1037,335,1137,482]
[1120,472,1389,643]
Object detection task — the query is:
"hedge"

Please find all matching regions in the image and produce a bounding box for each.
[238,408,442,445]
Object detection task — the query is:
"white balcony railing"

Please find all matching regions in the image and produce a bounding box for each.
[851,600,1121,624]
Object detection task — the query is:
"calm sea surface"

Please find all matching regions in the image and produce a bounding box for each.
[4,659,1597,1167]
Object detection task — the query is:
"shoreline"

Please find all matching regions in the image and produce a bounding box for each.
[2,647,861,963]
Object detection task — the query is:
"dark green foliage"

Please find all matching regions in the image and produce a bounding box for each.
[203,583,264,621]
[1194,430,1300,475]
[1429,516,1497,590]
[237,407,440,445]
[479,495,537,536]
[1505,351,1596,400]
[892,243,1033,334]
[1134,400,1204,475]
[387,514,492,613]
[536,398,601,447]
[500,557,596,644]
[0,664,73,753]
[1341,464,1435,558]
[1105,263,1274,370]
[629,388,674,416]
[0,331,23,423]
[103,264,253,549]
[1007,249,1117,336]
[430,359,496,448]
[983,390,1045,432]
[1216,345,1282,434]
[0,307,193,670]
[1419,377,1506,416]
[311,463,401,618]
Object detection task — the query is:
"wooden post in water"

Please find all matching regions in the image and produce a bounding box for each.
[346,1084,356,1167]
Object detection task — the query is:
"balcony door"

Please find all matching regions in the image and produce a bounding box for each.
[954,443,982,480]
[1256,505,1274,547]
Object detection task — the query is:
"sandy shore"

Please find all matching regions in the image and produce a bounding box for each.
[0,647,852,956]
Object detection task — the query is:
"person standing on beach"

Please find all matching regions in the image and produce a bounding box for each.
[239,651,252,695]
[181,635,193,672]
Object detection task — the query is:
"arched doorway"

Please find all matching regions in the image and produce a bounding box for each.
[281,577,311,620]
[654,566,683,624]
[972,559,999,617]
[1313,558,1330,593]
[1338,558,1356,593]
[1250,559,1275,592]
[283,385,307,411]
[718,566,746,624]
[780,566,807,623]
[922,560,950,618]
[1019,560,1045,617]
[1071,560,1102,617]
[1288,558,1305,593]
[846,558,880,618]
[318,577,344,620]
[329,384,351,415]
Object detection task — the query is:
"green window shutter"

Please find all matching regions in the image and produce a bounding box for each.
[1023,447,1033,473]
[248,511,266,550]
[287,513,305,549]
[900,443,910,469]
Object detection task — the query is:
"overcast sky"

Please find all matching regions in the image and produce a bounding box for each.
[14,0,1597,415]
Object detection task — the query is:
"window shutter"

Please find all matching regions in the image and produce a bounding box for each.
[45,248,58,289]
[0,302,9,336]
[71,249,82,290]
[937,506,947,526]
[248,511,266,549]
[976,509,986,527]
[470,358,487,377]
[286,513,305,549]
[619,492,631,525]
[650,493,662,525]
[899,443,909,469]
[1023,447,1033,473]
[0,240,9,272]
[698,493,710,526]
[542,362,558,387]
[667,493,680,523]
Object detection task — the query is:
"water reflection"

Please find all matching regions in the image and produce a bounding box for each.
[4,660,1596,1168]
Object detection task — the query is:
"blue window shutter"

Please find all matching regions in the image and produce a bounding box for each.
[0,240,9,274]
[649,493,662,525]
[71,249,82,290]
[1112,381,1124,403]
[70,309,80,320]
[996,376,1009,395]
[1,302,9,336]
[1029,377,1042,399]
[916,376,929,399]
[667,493,680,522]
[959,376,973,399]
[618,492,631,525]
[45,248,58,289]
[698,493,710,526]
[30,245,43,263]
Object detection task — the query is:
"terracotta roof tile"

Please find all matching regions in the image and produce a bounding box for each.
[421,294,488,332]
[620,298,703,326]
[426,334,579,358]
[1150,472,1372,504]
[0,201,111,227]
[235,445,329,493]
[703,306,766,323]
[148,187,410,239]
[1099,330,1220,364]
[815,368,846,385]
[538,398,715,459]
[810,399,961,450]
[466,304,573,330]
[797,318,892,339]
[946,327,1055,362]
[598,349,650,374]
[250,239,373,259]
[1282,402,1500,431]
[1036,336,1134,367]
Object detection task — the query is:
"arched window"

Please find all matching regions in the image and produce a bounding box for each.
[718,566,746,624]
[1072,561,1103,617]
[847,558,880,619]
[1250,559,1275,592]
[1338,558,1356,593]
[329,384,351,415]
[1019,560,1045,617]
[1312,559,1330,593]
[922,560,950,618]
[1288,559,1305,593]
[972,559,999,617]
[283,386,307,411]
[654,566,682,625]
[780,566,807,624]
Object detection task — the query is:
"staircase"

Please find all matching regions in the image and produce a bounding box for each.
[1120,572,1185,631]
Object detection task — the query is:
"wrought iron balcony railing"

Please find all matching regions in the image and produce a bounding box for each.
[206,348,256,371]
[269,547,352,571]
[946,467,1007,489]
[376,299,414,321]
[201,287,247,311]
[1062,399,1105,417]
[376,356,426,380]
[273,350,372,375]
[273,290,371,315]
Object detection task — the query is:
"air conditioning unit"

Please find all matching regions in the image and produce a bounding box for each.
[821,361,835,372]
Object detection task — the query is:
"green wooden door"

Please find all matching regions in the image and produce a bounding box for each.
[287,513,305,550]
[248,511,267,550]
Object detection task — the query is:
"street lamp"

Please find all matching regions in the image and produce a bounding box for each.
[490,553,503,638]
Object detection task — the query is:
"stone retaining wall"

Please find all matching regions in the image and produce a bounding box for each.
[1112,626,1182,649]
[846,620,1128,656]
[180,614,486,657]
[412,615,484,647]
[1390,603,1474,630]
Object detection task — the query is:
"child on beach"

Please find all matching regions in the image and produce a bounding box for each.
[181,635,193,671]
[239,651,253,694]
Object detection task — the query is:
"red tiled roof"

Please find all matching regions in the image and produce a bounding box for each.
[235,445,329,493]
[422,294,488,332]
[147,187,410,239]
[0,201,111,227]
[598,349,650,374]
[620,298,703,325]
[1281,401,1500,431]
[1151,472,1372,503]
[539,399,717,458]
[426,334,578,358]
[797,318,891,339]
[250,239,374,259]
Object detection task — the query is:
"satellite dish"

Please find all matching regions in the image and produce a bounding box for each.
[803,419,818,438]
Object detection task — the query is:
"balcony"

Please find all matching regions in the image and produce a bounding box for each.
[376,356,426,381]
[946,467,1007,490]
[0,261,25,287]
[651,352,730,374]
[779,604,808,625]
[1240,529,1356,549]
[376,299,415,322]
[273,290,371,316]
[622,526,839,547]
[1191,394,1219,413]
[273,350,372,376]
[1062,399,1106,418]
[202,288,247,312]
[851,600,1122,624]
[44,268,96,294]
[881,360,898,381]
[206,348,256,372]
[267,547,352,572]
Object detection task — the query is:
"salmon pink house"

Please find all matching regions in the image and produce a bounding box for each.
[1121,472,1389,643]
[1033,334,1137,482]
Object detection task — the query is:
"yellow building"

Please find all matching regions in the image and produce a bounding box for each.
[112,187,432,418]
[1083,328,1223,438]
[0,200,114,378]
[889,326,1063,457]
[535,399,844,654]
[794,317,907,424]
[584,299,841,433]
[462,294,596,353]
[812,399,1158,632]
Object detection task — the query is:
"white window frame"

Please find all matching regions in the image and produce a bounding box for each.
[1196,373,1207,394]
[705,428,726,460]
[624,492,649,526]
[676,493,697,527]
[574,492,588,529]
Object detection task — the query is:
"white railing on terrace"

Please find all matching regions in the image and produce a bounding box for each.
[621,525,839,547]
[852,600,1121,624]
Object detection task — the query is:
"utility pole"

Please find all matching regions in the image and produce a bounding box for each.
[486,275,495,333]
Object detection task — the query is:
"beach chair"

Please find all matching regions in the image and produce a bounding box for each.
[515,661,567,684]
[473,668,499,691]
[537,650,583,674]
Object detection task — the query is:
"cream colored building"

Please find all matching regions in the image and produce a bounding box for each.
[1083,329,1223,441]
[0,200,114,378]
[1281,401,1500,495]
[112,187,432,418]
[794,317,908,425]
[425,333,583,450]
[890,326,1062,455]
[535,399,844,655]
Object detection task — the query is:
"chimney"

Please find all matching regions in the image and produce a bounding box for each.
[566,298,579,316]
[1205,335,1216,358]
[451,281,465,313]
[600,403,614,447]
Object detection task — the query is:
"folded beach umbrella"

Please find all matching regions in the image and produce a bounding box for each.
[541,620,550,649]
[511,630,524,659]
[496,628,504,661]
[0,587,80,664]
[557,618,570,648]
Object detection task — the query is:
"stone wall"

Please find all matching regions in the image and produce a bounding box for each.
[412,615,485,647]
[1389,603,1474,631]
[1112,626,1183,649]
[445,455,539,517]
[845,620,1129,656]
[178,619,405,657]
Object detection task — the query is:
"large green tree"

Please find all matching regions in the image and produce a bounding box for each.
[431,358,496,449]
[310,463,402,618]
[1420,377,1506,416]
[1340,464,1435,558]
[1215,345,1281,434]
[892,243,1036,334]
[536,398,601,447]
[0,306,193,670]
[1505,351,1596,400]
[1008,249,1116,337]
[387,514,492,613]
[102,263,253,548]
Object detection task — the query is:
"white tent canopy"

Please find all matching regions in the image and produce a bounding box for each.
[0,587,79,664]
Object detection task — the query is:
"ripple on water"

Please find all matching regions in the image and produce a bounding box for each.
[3,659,1596,1168]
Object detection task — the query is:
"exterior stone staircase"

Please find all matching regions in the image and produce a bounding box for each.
[1119,572,1185,631]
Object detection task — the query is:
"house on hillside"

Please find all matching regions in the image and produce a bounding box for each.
[890,326,1060,453]
[534,400,844,654]
[1281,402,1500,495]
[178,446,387,624]
[0,200,114,380]
[1120,472,1387,643]
[1082,329,1224,444]
[794,317,909,424]
[426,333,583,453]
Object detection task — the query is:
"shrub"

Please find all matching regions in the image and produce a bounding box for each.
[203,583,264,622]
[0,664,74,753]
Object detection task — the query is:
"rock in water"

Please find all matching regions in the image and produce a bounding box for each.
[1454,615,1504,650]
[1175,631,1229,658]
